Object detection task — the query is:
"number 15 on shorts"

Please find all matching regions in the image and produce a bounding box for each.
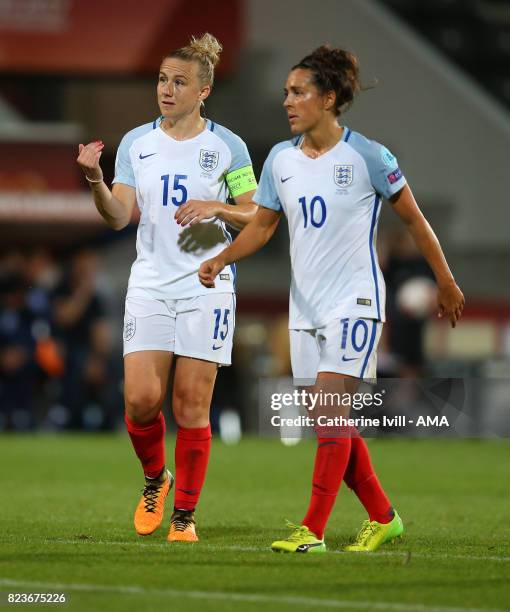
[212,308,230,349]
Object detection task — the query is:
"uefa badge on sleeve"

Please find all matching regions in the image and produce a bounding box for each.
[199,149,219,172]
[334,164,353,187]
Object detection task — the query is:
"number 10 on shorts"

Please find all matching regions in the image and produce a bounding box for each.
[340,317,369,352]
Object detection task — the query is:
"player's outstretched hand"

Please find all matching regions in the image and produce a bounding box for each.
[77,141,105,182]
[175,200,220,227]
[437,281,465,328]
[199,256,226,288]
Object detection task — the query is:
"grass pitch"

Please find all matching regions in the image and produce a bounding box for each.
[1,435,509,611]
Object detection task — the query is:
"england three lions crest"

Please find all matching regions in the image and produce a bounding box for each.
[199,149,219,172]
[334,164,353,187]
[123,317,136,341]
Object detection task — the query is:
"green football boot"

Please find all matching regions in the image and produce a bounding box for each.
[344,511,404,552]
[271,522,326,554]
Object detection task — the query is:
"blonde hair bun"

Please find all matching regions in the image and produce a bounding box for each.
[188,33,222,68]
[167,32,223,86]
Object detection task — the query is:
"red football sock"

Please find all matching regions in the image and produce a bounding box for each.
[344,429,393,523]
[125,412,166,479]
[302,433,352,539]
[174,425,212,511]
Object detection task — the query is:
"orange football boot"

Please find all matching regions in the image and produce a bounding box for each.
[167,509,198,542]
[134,469,173,536]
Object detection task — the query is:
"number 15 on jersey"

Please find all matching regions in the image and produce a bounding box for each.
[161,174,188,206]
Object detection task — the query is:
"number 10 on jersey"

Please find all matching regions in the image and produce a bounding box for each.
[299,196,327,228]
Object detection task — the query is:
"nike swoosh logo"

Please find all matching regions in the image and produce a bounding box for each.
[212,344,223,351]
[342,356,357,362]
[139,152,157,159]
[280,176,293,183]
[296,542,324,552]
[177,488,199,495]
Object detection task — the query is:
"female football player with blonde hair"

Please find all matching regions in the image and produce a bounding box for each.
[77,33,257,543]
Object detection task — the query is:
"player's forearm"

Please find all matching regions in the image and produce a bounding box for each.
[216,201,257,231]
[220,218,275,265]
[89,181,131,230]
[406,216,456,288]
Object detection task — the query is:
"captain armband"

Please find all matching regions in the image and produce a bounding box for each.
[225,165,257,198]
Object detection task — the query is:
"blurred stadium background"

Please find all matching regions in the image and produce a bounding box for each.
[1,0,509,436]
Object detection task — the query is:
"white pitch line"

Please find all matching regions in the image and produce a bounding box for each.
[333,550,510,564]
[0,578,503,612]
[34,539,510,563]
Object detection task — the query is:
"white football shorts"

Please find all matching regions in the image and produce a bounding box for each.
[123,292,235,365]
[290,317,382,383]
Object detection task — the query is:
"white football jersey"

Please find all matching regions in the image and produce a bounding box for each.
[253,127,407,329]
[113,117,254,300]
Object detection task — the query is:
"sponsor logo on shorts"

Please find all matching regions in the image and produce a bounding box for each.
[124,317,136,341]
[341,355,357,362]
[219,273,230,281]
[387,168,403,184]
[212,344,223,351]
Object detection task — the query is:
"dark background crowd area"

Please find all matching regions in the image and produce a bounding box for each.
[0,247,122,431]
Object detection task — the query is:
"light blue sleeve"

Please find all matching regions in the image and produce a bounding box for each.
[212,122,252,172]
[347,132,407,199]
[113,120,157,187]
[253,141,293,211]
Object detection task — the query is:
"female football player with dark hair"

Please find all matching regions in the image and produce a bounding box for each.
[199,44,464,553]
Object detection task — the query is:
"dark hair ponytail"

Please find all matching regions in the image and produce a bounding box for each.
[292,45,362,115]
